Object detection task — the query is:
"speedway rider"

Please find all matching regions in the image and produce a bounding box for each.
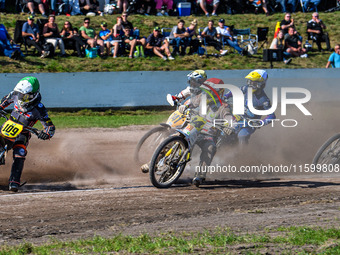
[0,76,55,192]
[172,70,231,187]
[224,69,276,144]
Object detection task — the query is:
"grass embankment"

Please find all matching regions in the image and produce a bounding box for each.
[1,226,339,254]
[43,109,171,128]
[1,12,339,73]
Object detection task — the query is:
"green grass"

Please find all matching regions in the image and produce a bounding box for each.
[1,12,339,73]
[0,227,339,254]
[42,109,171,128]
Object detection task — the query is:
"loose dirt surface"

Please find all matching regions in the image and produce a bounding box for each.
[0,126,339,253]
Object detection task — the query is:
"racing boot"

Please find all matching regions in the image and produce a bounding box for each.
[192,176,205,187]
[8,157,25,192]
[140,163,149,173]
[9,181,20,192]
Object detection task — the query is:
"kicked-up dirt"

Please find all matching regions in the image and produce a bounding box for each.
[0,126,339,253]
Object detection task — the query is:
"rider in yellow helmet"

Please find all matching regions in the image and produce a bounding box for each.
[224,69,276,144]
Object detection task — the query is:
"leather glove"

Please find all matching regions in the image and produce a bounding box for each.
[172,95,179,101]
[38,131,50,140]
[222,126,234,136]
[178,105,188,114]
[249,120,263,129]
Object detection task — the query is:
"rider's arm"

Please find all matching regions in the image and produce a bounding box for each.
[176,86,191,101]
[37,104,56,139]
[0,92,14,110]
[262,100,276,125]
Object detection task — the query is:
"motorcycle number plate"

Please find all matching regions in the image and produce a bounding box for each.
[167,110,185,128]
[1,120,24,139]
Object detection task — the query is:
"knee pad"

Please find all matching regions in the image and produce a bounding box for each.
[13,145,27,159]
[207,144,217,158]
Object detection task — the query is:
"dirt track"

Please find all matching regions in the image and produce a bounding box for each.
[0,126,339,247]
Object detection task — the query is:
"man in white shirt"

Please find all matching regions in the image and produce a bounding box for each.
[216,19,245,55]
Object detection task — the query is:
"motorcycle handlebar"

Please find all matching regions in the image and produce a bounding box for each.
[0,110,40,137]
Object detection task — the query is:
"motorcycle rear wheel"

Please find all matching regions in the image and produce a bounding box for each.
[312,134,340,165]
[149,135,188,188]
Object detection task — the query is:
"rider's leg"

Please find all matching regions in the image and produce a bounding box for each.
[9,134,29,192]
[9,145,27,192]
[194,138,216,185]
[237,127,255,145]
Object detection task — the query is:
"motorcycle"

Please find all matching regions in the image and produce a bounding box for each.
[0,110,39,170]
[148,103,240,188]
[134,94,189,168]
[312,134,340,165]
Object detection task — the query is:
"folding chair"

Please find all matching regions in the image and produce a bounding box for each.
[16,0,26,13]
[161,27,176,53]
[161,27,173,42]
[232,28,257,48]
[257,27,269,50]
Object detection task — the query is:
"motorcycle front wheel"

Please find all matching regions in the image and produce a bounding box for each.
[149,135,188,188]
[134,126,173,164]
[312,134,340,165]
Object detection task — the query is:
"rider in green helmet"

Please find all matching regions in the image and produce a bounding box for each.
[0,76,55,192]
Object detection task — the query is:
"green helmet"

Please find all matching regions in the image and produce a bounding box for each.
[13,76,41,111]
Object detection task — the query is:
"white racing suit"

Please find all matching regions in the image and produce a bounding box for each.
[176,85,231,181]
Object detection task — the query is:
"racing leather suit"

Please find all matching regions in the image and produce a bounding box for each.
[225,85,276,144]
[176,86,231,180]
[0,92,55,186]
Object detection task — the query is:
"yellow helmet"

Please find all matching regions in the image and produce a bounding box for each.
[245,69,268,90]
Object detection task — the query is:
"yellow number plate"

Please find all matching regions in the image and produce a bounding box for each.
[1,120,24,139]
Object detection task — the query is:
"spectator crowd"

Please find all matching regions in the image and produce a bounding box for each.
[0,0,338,67]
[0,0,339,17]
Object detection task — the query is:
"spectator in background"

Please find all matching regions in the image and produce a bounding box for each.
[122,26,146,58]
[99,21,115,56]
[50,0,71,16]
[79,17,105,57]
[280,13,295,36]
[201,20,228,56]
[117,0,129,13]
[60,21,86,58]
[171,19,189,56]
[307,12,330,51]
[22,15,49,58]
[0,23,22,59]
[0,0,5,12]
[136,0,154,15]
[121,11,138,36]
[216,18,245,55]
[285,27,307,58]
[326,44,340,68]
[248,0,269,16]
[197,0,219,17]
[302,0,320,12]
[186,19,201,55]
[146,26,174,60]
[111,16,124,58]
[26,0,48,17]
[155,0,172,16]
[79,0,101,15]
[113,16,124,38]
[270,30,292,64]
[276,0,297,13]
[43,15,66,57]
